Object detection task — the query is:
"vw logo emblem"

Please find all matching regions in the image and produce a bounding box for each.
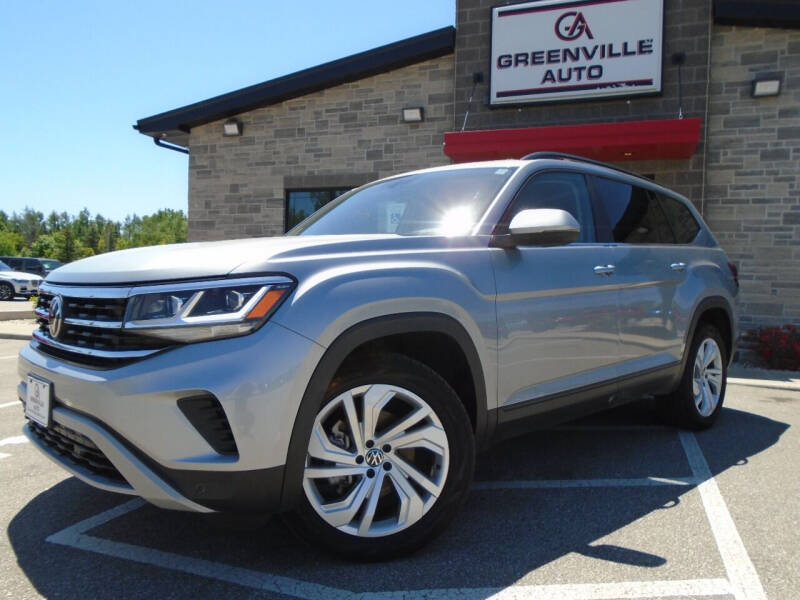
[364,448,385,467]
[48,295,64,339]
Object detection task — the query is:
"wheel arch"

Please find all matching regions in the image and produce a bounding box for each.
[279,312,490,511]
[681,296,736,373]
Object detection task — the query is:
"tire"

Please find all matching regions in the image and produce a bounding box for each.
[285,352,475,560]
[658,324,727,430]
[0,282,14,301]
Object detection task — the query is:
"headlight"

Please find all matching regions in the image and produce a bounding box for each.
[11,278,26,283]
[123,276,294,343]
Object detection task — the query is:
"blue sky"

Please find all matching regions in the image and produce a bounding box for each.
[0,1,455,221]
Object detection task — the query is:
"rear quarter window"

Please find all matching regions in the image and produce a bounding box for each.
[658,194,701,244]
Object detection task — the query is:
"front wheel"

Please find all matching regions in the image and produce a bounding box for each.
[658,324,727,429]
[0,282,14,300]
[286,353,475,560]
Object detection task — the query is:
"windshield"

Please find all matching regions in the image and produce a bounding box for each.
[288,167,517,236]
[0,260,10,270]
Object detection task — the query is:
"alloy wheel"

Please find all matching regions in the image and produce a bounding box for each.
[692,338,723,417]
[302,383,450,538]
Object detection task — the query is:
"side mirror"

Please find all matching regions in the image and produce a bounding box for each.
[493,208,580,247]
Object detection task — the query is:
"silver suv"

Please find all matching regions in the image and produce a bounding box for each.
[17,153,738,559]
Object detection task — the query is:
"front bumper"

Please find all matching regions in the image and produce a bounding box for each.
[10,279,39,296]
[18,321,324,512]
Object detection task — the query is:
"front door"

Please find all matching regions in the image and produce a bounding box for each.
[492,171,621,415]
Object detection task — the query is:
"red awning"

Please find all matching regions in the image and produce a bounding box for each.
[443,118,701,163]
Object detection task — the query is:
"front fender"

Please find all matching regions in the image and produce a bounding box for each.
[272,258,498,408]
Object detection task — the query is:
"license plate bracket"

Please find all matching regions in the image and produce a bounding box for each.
[25,375,52,428]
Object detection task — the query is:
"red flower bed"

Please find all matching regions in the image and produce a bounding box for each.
[754,325,800,371]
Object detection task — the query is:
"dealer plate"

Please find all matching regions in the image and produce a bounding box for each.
[25,375,52,428]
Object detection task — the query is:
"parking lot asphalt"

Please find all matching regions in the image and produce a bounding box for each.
[1,336,797,600]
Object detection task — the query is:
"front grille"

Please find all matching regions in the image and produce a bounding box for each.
[29,420,128,484]
[35,290,172,367]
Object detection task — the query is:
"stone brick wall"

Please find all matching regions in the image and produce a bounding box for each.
[187,55,455,241]
[705,26,800,327]
[455,0,713,202]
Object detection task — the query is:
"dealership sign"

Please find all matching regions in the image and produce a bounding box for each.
[490,0,663,105]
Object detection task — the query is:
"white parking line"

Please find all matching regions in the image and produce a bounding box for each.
[0,401,21,409]
[0,435,27,446]
[474,476,697,490]
[43,430,762,600]
[47,498,734,600]
[679,432,767,600]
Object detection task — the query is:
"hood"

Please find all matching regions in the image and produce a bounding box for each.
[44,234,407,285]
[0,270,41,281]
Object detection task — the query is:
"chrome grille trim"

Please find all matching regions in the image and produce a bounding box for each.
[63,317,124,329]
[32,330,162,359]
[38,275,292,299]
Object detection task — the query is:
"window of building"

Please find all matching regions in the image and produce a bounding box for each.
[285,188,352,231]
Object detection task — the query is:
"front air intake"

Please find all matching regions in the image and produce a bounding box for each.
[177,394,238,456]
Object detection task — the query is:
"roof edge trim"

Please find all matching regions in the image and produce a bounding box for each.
[136,26,456,136]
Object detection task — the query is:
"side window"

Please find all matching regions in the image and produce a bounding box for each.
[6,258,22,270]
[591,177,675,244]
[507,171,595,242]
[23,260,39,272]
[658,194,700,244]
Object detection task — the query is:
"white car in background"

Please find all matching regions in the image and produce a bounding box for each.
[0,260,42,300]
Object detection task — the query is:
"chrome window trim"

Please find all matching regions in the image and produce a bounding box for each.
[32,330,163,359]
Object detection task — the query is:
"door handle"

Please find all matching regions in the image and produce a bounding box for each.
[593,264,616,276]
[670,262,687,272]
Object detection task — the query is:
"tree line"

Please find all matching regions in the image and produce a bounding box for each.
[0,207,188,263]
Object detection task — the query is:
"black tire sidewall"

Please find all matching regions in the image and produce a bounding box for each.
[675,324,728,429]
[286,353,475,560]
[0,282,13,300]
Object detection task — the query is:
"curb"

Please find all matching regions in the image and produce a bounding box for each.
[0,311,35,321]
[727,377,800,392]
[0,333,32,341]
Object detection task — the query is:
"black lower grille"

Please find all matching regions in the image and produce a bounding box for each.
[29,420,128,484]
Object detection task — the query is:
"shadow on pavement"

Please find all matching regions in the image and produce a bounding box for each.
[8,402,789,598]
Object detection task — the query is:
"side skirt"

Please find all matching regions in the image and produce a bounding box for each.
[491,362,681,444]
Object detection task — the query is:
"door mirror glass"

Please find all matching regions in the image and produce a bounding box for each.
[507,208,580,246]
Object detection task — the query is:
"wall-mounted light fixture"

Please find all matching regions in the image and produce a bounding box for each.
[223,118,243,136]
[752,74,782,98]
[402,107,424,123]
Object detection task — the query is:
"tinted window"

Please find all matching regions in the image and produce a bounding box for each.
[658,195,700,244]
[290,167,517,236]
[23,260,39,271]
[285,188,352,231]
[591,177,675,244]
[506,171,595,242]
[6,258,22,269]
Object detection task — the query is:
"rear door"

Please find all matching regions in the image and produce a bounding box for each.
[589,176,683,378]
[492,170,621,415]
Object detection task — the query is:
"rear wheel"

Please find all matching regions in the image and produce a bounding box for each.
[658,324,727,429]
[286,353,475,560]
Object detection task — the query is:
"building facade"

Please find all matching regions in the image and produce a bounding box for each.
[136,0,800,328]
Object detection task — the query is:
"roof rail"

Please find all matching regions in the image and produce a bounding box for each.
[521,152,644,180]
